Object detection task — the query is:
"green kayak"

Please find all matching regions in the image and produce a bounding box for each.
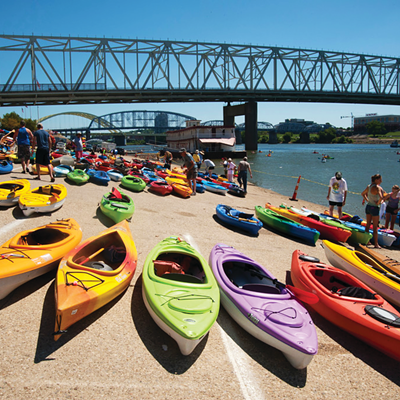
[121,175,146,192]
[142,236,220,355]
[66,169,90,185]
[100,188,134,223]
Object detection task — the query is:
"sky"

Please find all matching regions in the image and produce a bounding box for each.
[1,0,400,129]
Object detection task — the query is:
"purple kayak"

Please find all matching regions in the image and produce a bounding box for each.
[209,243,318,369]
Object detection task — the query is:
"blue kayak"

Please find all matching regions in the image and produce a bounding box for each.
[202,180,228,195]
[0,160,13,174]
[216,204,263,235]
[87,169,110,185]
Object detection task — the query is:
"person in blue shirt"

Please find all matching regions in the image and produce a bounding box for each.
[32,123,55,182]
[12,120,34,174]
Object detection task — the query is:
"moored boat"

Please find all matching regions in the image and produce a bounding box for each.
[54,221,137,340]
[0,219,82,300]
[142,236,220,355]
[210,244,318,369]
[291,249,400,362]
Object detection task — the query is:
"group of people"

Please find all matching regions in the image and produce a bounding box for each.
[327,171,399,249]
[177,149,253,196]
[11,120,55,182]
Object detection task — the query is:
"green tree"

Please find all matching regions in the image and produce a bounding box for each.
[0,112,36,132]
[315,127,336,143]
[258,133,269,143]
[282,132,292,143]
[366,120,386,137]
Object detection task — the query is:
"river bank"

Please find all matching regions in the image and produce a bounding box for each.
[0,161,399,399]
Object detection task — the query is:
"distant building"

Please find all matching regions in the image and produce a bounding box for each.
[275,119,315,133]
[166,120,236,153]
[354,114,400,133]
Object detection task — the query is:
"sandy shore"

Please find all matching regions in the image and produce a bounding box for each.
[0,160,399,399]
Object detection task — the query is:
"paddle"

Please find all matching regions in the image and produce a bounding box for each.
[76,248,104,265]
[370,264,400,284]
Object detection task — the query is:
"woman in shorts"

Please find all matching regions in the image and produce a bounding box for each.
[361,174,385,248]
[384,185,400,230]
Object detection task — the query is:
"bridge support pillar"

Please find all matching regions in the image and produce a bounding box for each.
[85,129,91,140]
[115,135,126,146]
[223,101,258,150]
[268,132,278,144]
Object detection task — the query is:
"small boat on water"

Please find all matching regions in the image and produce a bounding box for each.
[0,219,82,300]
[210,244,318,369]
[390,140,399,148]
[142,236,220,355]
[54,221,137,341]
[291,249,400,362]
[18,184,67,216]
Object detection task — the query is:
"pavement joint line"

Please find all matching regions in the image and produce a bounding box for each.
[218,325,265,400]
[0,219,26,239]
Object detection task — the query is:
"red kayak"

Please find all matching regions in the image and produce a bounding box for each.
[149,180,173,196]
[266,204,352,243]
[291,250,400,362]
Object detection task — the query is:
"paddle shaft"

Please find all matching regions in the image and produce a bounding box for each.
[78,247,104,265]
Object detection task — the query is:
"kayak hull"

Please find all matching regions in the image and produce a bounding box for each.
[291,249,400,362]
[216,204,263,235]
[210,244,318,369]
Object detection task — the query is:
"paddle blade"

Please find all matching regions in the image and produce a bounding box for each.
[287,284,319,304]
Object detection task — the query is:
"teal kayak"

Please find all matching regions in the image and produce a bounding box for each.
[142,236,220,355]
[100,188,134,223]
[255,206,320,245]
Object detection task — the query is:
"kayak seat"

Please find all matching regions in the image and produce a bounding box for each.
[242,284,280,294]
[154,260,185,277]
[84,260,114,271]
[29,228,69,245]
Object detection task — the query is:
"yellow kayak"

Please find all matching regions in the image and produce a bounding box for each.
[0,219,82,300]
[18,184,67,216]
[0,179,30,206]
[31,164,52,175]
[165,176,189,186]
[323,240,400,308]
[54,221,138,340]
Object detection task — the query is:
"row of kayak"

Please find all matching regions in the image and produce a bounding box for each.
[2,219,400,367]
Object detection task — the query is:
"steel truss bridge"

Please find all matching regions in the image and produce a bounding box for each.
[1,34,400,107]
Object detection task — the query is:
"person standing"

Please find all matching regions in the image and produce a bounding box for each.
[73,132,84,161]
[12,120,34,174]
[32,123,55,182]
[164,150,173,169]
[327,171,347,219]
[180,148,197,196]
[237,156,253,193]
[193,150,202,170]
[221,157,228,177]
[227,158,236,182]
[384,185,400,230]
[361,174,385,248]
[203,159,215,175]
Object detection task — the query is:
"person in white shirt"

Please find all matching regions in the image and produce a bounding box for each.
[327,171,347,219]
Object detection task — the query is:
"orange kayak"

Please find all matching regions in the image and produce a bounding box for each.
[291,249,400,362]
[172,183,192,198]
[54,221,137,340]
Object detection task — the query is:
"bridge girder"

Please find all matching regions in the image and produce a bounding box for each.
[0,35,399,107]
